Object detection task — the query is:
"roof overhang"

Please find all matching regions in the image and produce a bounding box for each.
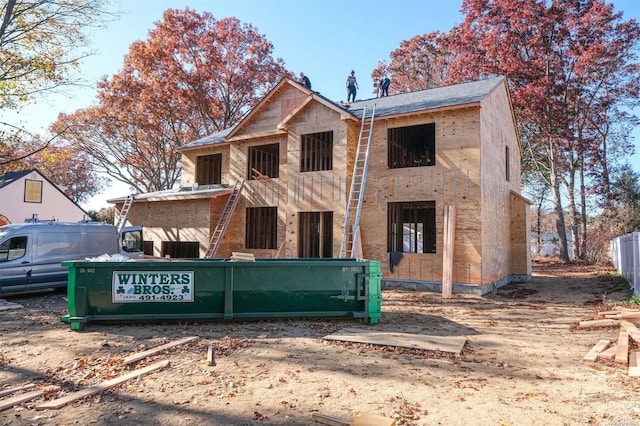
[226,128,287,143]
[109,187,233,204]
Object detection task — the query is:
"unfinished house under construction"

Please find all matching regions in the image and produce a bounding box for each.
[114,76,531,295]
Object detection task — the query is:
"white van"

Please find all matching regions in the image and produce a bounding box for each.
[0,221,143,294]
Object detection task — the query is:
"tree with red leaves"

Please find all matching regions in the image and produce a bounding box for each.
[445,0,640,262]
[53,8,290,193]
[379,31,451,94]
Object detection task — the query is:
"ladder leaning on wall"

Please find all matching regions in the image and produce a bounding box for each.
[339,103,376,258]
[204,180,246,259]
[115,194,135,233]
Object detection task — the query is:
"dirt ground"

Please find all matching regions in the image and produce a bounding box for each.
[1,258,639,426]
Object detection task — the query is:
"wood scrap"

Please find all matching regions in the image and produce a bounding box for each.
[604,312,640,320]
[629,352,640,377]
[0,299,23,311]
[582,307,640,375]
[207,345,216,366]
[323,328,466,355]
[312,412,350,426]
[311,412,396,426]
[123,336,197,365]
[35,360,170,410]
[583,339,610,362]
[578,319,617,328]
[351,413,397,426]
[230,252,255,262]
[596,344,617,360]
[615,330,629,364]
[620,320,640,343]
[0,386,60,412]
[597,307,638,318]
[0,383,35,398]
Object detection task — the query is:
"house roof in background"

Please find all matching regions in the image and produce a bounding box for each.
[0,169,33,190]
[0,168,88,215]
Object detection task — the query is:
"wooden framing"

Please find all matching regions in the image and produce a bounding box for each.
[129,76,530,295]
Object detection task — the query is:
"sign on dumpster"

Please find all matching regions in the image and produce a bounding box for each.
[112,271,194,303]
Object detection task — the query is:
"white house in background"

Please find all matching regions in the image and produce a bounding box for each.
[0,169,88,225]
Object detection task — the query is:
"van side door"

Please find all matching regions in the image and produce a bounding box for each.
[28,230,79,289]
[0,232,31,293]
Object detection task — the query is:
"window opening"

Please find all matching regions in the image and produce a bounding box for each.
[388,123,435,168]
[388,201,436,253]
[301,131,333,172]
[299,211,333,257]
[248,143,279,179]
[196,154,222,185]
[246,207,277,249]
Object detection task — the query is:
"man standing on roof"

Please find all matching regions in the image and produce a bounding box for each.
[299,72,311,90]
[346,70,359,103]
[380,76,390,97]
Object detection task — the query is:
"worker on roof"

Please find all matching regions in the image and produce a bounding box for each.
[346,70,359,103]
[299,72,311,90]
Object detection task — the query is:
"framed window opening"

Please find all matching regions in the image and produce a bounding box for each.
[161,241,199,258]
[388,201,436,253]
[196,153,222,185]
[298,211,333,258]
[300,131,333,172]
[248,143,279,179]
[388,123,436,169]
[246,207,277,249]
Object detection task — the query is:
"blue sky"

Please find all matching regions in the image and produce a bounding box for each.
[7,0,640,210]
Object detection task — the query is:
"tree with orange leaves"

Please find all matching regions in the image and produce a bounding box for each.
[54,8,291,193]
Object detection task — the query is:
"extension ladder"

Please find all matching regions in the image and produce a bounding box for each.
[339,103,376,258]
[115,194,135,232]
[204,180,245,258]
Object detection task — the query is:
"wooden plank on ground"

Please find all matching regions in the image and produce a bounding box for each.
[0,299,23,311]
[311,412,350,426]
[0,386,60,412]
[614,312,640,320]
[324,328,466,355]
[629,352,640,377]
[0,383,35,398]
[598,307,638,318]
[620,320,640,343]
[123,336,197,365]
[578,319,617,328]
[583,339,610,362]
[351,413,397,426]
[35,360,169,411]
[615,330,629,364]
[597,343,618,360]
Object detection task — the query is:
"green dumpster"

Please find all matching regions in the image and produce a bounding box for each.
[61,258,382,330]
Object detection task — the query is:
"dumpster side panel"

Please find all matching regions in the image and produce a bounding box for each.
[62,259,381,329]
